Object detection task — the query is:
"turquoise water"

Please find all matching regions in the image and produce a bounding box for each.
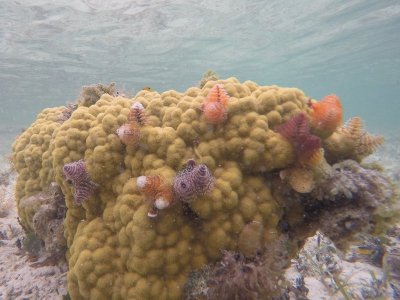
[1,0,399,154]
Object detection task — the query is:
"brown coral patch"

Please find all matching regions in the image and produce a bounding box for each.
[280,167,315,193]
[237,221,264,258]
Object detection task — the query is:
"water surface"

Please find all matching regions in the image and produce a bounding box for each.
[1,0,400,154]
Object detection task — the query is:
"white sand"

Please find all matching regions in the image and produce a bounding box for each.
[0,164,67,300]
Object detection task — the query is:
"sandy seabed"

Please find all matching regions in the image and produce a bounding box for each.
[0,158,67,300]
[0,132,399,300]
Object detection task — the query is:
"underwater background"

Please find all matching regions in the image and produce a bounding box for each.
[1,2,400,299]
[0,0,399,155]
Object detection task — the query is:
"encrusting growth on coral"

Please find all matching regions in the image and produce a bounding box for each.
[237,221,264,258]
[77,82,116,107]
[324,116,385,163]
[199,70,219,89]
[58,103,78,123]
[279,167,316,194]
[62,160,98,204]
[311,159,392,204]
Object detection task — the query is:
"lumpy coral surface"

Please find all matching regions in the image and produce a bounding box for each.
[12,78,321,299]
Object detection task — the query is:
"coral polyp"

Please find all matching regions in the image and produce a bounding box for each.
[312,159,392,204]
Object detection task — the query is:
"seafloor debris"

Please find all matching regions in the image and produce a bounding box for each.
[184,235,291,300]
[287,232,400,300]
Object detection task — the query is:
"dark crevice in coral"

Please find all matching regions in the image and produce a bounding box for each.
[181,202,202,226]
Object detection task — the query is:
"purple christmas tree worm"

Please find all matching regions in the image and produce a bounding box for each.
[173,159,214,203]
[63,160,98,204]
